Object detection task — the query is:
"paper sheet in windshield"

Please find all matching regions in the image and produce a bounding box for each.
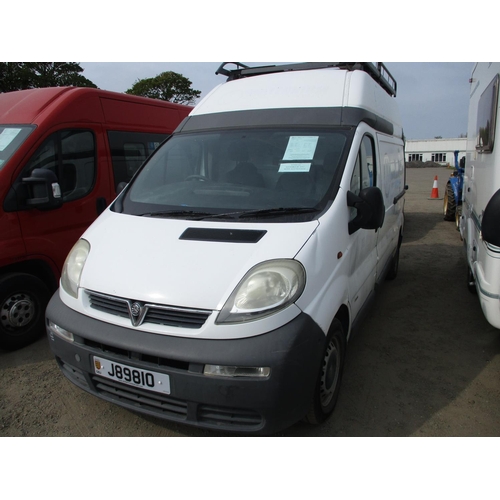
[279,163,311,173]
[283,136,319,161]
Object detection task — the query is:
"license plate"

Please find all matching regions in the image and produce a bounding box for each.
[93,356,170,394]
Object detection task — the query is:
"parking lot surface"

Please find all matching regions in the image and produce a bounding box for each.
[1,166,499,436]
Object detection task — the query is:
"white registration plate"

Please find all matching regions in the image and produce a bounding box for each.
[93,356,171,394]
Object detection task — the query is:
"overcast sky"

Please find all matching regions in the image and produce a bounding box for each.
[80,62,474,141]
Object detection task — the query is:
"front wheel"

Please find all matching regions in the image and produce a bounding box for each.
[0,273,51,350]
[304,319,346,425]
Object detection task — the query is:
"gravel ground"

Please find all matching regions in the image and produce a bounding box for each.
[1,166,500,437]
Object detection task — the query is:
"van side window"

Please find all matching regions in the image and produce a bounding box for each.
[350,135,376,220]
[25,129,96,202]
[350,154,362,195]
[108,131,169,190]
[350,135,376,195]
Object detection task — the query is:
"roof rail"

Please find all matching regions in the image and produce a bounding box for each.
[215,62,397,97]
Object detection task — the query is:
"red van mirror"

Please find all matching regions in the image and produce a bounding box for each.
[22,168,63,210]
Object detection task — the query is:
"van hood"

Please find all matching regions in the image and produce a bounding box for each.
[79,210,318,310]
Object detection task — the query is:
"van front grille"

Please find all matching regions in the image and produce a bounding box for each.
[86,290,212,329]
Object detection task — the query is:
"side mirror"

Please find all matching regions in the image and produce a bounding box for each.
[482,188,500,247]
[116,181,128,195]
[22,168,63,210]
[347,186,385,235]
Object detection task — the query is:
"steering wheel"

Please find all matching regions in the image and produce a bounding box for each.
[185,175,208,182]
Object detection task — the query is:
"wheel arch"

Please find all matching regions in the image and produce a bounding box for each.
[0,259,58,294]
[334,303,350,340]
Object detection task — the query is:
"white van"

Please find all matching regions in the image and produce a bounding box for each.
[46,62,406,434]
[461,62,500,329]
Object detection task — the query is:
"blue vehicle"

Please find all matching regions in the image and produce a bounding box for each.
[443,150,465,228]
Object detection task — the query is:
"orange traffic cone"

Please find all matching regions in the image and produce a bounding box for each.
[430,175,439,199]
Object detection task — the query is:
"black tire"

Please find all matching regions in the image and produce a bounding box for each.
[455,204,462,231]
[305,319,346,425]
[0,273,51,350]
[467,265,477,295]
[443,183,456,221]
[386,239,401,281]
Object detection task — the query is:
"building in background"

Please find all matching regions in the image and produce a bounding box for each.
[405,137,467,165]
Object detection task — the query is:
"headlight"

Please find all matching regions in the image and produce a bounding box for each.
[216,259,305,324]
[61,239,90,298]
[47,321,74,342]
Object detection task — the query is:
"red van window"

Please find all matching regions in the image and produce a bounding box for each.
[0,125,35,170]
[108,130,169,189]
[25,129,96,202]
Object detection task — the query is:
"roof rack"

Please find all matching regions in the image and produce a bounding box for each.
[215,62,397,97]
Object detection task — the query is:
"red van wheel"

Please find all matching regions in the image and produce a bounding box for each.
[0,274,50,350]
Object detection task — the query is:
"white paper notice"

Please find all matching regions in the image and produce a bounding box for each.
[0,128,22,151]
[283,136,319,161]
[279,163,311,173]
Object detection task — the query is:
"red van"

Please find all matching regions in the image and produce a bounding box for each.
[0,87,192,349]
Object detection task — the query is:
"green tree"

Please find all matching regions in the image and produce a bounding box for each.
[0,62,97,93]
[126,71,201,105]
[0,63,32,92]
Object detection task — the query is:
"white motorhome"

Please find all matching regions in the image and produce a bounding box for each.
[461,62,500,329]
[46,62,406,434]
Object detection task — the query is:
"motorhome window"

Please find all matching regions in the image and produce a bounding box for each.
[24,129,96,202]
[124,128,350,220]
[476,74,499,153]
[0,125,35,171]
[108,131,169,189]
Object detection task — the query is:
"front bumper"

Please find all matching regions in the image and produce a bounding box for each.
[46,292,325,434]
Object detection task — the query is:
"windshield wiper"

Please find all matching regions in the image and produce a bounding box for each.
[194,208,320,220]
[138,207,320,220]
[194,210,249,220]
[139,210,213,218]
[237,207,320,219]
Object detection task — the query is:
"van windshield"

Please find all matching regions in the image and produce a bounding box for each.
[122,128,350,221]
[0,125,35,171]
